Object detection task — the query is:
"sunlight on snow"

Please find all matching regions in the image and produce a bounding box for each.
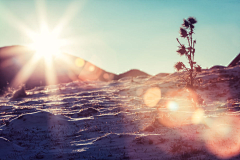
[143,87,161,107]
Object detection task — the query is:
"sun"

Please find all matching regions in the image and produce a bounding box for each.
[28,27,62,59]
[4,0,84,87]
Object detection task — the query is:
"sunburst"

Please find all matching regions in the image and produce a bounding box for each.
[1,0,106,88]
[28,25,63,60]
[1,0,84,87]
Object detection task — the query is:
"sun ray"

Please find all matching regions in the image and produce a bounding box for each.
[0,3,35,40]
[34,0,48,29]
[52,1,84,37]
[11,54,42,88]
[0,0,87,89]
[45,57,57,86]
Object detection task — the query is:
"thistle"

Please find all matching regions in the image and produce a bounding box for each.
[175,17,201,89]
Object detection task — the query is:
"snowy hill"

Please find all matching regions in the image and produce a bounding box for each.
[114,69,151,80]
[0,45,116,94]
[0,46,151,94]
[0,65,240,159]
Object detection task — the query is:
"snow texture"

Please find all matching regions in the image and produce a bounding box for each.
[0,65,240,159]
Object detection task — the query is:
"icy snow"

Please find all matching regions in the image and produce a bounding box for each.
[0,65,240,159]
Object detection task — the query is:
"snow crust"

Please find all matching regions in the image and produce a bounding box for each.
[0,65,240,159]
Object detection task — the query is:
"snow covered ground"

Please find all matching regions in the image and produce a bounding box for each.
[0,65,240,160]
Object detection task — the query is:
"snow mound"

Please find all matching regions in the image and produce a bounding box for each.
[0,137,23,157]
[4,111,71,131]
[0,105,13,111]
[72,108,99,118]
[11,86,27,100]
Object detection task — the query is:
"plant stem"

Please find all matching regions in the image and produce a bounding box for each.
[189,27,194,88]
[176,38,182,46]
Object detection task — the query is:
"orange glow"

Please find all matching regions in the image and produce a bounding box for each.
[143,87,161,107]
[204,115,240,159]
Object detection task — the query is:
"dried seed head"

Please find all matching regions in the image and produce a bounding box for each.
[174,62,184,71]
[195,65,202,72]
[188,17,197,24]
[182,19,189,28]
[176,45,187,56]
[189,24,195,29]
[180,28,188,38]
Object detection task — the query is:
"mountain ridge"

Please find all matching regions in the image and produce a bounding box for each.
[0,45,151,94]
[114,69,151,80]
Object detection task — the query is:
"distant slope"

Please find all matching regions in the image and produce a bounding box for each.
[0,45,116,94]
[56,52,116,82]
[149,73,170,81]
[209,65,226,70]
[114,69,150,80]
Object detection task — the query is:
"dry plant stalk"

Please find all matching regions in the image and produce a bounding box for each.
[175,17,201,89]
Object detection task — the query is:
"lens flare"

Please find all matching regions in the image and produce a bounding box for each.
[103,73,109,80]
[78,62,103,81]
[167,101,179,111]
[143,87,161,107]
[158,99,195,128]
[75,58,85,67]
[103,73,114,81]
[136,88,144,96]
[191,108,205,124]
[89,66,95,72]
[204,115,240,159]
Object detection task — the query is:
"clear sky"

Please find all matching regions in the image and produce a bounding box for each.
[0,0,240,75]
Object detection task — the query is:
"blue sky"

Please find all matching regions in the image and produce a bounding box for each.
[0,0,240,75]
